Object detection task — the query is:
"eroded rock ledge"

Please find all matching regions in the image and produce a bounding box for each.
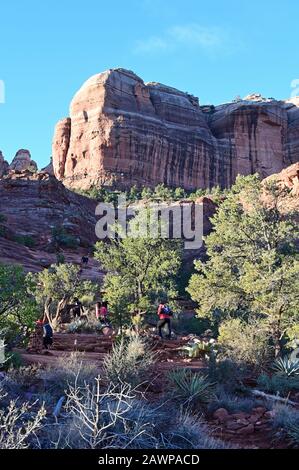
[52,68,299,191]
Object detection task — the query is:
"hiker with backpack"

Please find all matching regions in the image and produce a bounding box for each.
[72,298,84,318]
[157,301,173,339]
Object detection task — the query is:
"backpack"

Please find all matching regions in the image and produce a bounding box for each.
[162,305,173,316]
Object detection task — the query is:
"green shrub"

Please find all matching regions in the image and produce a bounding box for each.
[208,358,248,393]
[4,351,24,371]
[103,335,156,387]
[51,226,79,249]
[173,315,210,336]
[3,365,39,396]
[56,253,65,264]
[13,235,36,248]
[208,388,267,415]
[217,318,270,368]
[38,352,99,398]
[167,369,215,407]
[66,318,105,334]
[287,422,299,447]
[272,404,299,447]
[257,373,299,396]
[0,214,6,223]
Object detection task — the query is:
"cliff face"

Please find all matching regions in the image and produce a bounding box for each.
[0,151,9,177]
[0,149,37,176]
[52,69,299,190]
[0,171,98,272]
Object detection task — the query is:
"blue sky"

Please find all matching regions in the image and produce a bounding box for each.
[0,0,298,168]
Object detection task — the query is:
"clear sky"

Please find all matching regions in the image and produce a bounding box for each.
[0,0,298,168]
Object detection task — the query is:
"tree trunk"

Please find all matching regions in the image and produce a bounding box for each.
[52,296,69,330]
[273,332,281,358]
[273,309,283,358]
[273,320,282,358]
[44,298,52,324]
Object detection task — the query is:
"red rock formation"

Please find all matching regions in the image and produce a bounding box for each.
[0,151,9,177]
[52,69,299,191]
[267,162,299,197]
[9,149,37,172]
[0,171,98,272]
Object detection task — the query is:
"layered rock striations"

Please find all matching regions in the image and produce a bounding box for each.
[9,149,37,172]
[0,148,37,176]
[52,69,299,191]
[0,171,98,271]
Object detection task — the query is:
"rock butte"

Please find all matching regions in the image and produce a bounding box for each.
[52,68,299,191]
[0,149,37,177]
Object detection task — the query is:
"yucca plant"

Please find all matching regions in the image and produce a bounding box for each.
[272,356,299,378]
[180,339,217,359]
[167,369,215,406]
[287,422,299,447]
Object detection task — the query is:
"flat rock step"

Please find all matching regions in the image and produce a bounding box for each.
[51,333,113,353]
[14,349,106,368]
[15,349,206,372]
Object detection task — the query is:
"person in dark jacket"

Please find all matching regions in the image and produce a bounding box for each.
[72,298,84,318]
[157,301,172,339]
[42,321,53,349]
[81,255,89,268]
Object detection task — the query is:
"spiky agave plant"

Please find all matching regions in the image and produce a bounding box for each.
[272,356,299,378]
[167,369,215,406]
[287,421,299,447]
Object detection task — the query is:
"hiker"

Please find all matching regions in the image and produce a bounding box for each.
[42,320,53,349]
[72,298,84,318]
[157,301,173,339]
[96,301,110,325]
[81,255,89,268]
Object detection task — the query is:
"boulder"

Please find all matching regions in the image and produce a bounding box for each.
[236,424,255,435]
[213,408,230,423]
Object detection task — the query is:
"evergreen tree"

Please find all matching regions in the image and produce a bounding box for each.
[187,175,299,356]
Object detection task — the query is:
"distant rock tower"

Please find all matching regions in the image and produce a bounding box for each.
[9,149,37,173]
[0,151,9,177]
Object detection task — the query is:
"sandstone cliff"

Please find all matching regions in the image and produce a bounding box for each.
[0,149,38,176]
[52,69,299,191]
[0,165,297,272]
[0,171,98,273]
[0,151,9,177]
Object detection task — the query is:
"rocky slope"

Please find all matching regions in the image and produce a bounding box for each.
[0,169,216,273]
[0,170,99,275]
[52,68,299,191]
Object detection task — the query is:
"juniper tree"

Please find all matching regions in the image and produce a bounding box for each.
[94,211,182,327]
[28,263,96,329]
[187,174,299,357]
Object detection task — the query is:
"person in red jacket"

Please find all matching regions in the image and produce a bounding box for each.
[157,301,172,339]
[96,301,109,325]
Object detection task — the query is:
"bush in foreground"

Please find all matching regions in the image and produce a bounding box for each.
[103,335,156,387]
